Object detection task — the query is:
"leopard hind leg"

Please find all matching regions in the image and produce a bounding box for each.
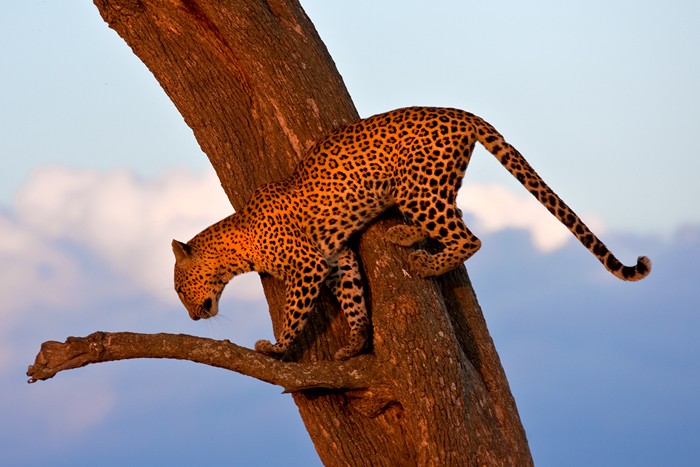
[325,247,370,360]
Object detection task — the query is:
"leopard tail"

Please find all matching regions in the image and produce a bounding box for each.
[471,115,651,281]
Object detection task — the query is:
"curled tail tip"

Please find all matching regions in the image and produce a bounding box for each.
[618,255,652,281]
[635,255,652,278]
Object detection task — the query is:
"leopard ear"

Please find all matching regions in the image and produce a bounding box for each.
[172,239,193,263]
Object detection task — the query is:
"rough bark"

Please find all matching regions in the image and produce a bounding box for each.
[27,332,374,393]
[29,0,532,464]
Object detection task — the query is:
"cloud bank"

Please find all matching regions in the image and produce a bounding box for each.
[11,166,252,304]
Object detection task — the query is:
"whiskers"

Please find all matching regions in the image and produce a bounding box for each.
[202,312,230,329]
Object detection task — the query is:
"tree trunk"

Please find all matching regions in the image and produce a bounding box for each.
[89,0,532,464]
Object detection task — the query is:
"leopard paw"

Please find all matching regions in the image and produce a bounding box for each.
[254,339,286,359]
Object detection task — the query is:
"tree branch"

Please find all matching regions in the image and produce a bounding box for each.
[26,332,375,393]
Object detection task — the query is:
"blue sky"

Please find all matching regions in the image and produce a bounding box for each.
[2,1,699,466]
[3,1,700,235]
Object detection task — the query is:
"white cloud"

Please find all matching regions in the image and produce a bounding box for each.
[0,214,81,310]
[458,183,605,253]
[12,166,262,304]
[0,213,84,370]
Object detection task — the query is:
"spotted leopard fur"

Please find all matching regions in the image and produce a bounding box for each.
[172,107,650,360]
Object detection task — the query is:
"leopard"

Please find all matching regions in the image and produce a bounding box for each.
[172,107,650,361]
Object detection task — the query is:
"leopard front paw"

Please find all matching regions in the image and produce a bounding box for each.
[254,339,286,359]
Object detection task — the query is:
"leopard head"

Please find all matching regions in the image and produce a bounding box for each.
[171,239,225,321]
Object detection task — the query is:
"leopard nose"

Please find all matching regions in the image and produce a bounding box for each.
[191,315,201,321]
